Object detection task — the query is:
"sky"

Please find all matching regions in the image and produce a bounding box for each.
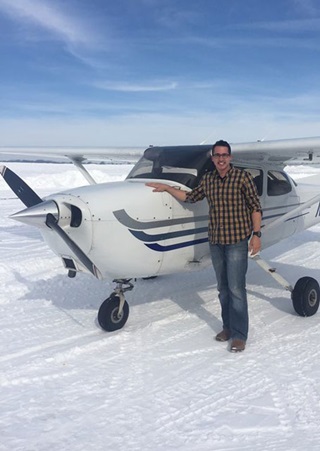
[1,0,320,147]
[1,162,320,450]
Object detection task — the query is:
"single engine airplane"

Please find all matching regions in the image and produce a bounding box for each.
[1,136,320,331]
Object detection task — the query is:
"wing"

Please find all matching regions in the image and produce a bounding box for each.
[231,136,320,167]
[2,136,320,168]
[0,146,144,164]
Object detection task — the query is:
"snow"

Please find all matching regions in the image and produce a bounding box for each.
[1,163,320,451]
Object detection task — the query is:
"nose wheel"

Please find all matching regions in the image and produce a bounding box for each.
[98,279,133,331]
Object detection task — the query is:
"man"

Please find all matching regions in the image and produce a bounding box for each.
[146,140,262,352]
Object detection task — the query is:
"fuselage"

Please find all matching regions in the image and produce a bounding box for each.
[7,145,320,281]
[36,154,320,280]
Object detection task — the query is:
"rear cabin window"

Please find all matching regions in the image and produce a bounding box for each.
[267,170,292,196]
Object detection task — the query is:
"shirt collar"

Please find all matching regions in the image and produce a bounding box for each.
[213,164,234,180]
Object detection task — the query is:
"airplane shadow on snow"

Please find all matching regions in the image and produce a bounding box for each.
[14,267,223,332]
[14,228,320,330]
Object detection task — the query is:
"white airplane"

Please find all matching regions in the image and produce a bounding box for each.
[1,136,320,331]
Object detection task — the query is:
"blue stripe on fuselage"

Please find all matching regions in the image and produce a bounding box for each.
[145,237,208,252]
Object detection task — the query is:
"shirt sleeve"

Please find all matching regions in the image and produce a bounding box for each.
[243,172,262,213]
[185,175,206,203]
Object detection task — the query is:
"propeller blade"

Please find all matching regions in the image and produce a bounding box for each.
[46,213,102,280]
[0,165,42,207]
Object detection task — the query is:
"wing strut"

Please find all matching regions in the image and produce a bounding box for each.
[263,193,320,232]
[68,157,97,185]
[252,255,293,291]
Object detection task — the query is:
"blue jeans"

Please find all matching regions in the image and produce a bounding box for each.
[210,238,249,341]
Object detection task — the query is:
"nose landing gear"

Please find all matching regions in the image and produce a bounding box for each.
[98,279,134,331]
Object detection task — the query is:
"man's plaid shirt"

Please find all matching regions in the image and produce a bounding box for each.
[185,166,262,245]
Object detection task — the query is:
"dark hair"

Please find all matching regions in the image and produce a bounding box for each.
[212,140,231,155]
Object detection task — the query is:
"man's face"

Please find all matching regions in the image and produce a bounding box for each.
[211,145,232,173]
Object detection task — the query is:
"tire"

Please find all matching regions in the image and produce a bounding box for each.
[98,294,129,331]
[291,276,320,317]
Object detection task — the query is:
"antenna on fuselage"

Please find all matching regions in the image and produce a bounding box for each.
[200,130,217,145]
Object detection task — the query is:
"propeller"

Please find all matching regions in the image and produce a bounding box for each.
[1,165,102,279]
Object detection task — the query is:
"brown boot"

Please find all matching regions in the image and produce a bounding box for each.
[215,329,230,342]
[230,339,246,352]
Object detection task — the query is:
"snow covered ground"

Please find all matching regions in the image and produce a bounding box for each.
[1,162,320,451]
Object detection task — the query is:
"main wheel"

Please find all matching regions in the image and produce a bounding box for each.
[291,276,320,317]
[98,293,129,331]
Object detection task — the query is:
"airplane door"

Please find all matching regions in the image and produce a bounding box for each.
[161,196,210,272]
[263,169,299,241]
[239,166,299,246]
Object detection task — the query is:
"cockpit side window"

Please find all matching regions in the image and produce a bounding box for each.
[267,170,292,196]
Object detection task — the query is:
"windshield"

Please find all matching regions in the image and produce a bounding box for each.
[126,145,213,189]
